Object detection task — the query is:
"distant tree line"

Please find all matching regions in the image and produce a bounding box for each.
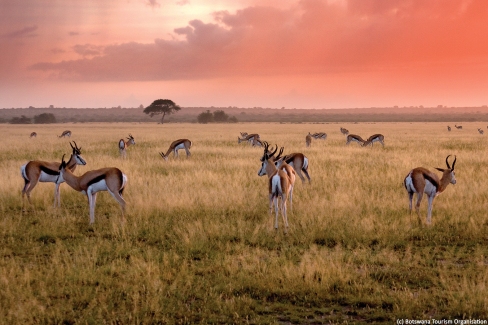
[197,110,238,124]
[9,113,57,124]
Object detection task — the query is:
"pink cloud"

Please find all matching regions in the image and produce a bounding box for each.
[4,25,38,38]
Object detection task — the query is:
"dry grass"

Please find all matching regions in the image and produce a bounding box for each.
[1,122,488,324]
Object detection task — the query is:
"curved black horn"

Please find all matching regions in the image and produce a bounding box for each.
[276,147,284,160]
[269,144,278,157]
[70,142,74,149]
[73,141,79,149]
[451,155,456,170]
[445,155,451,169]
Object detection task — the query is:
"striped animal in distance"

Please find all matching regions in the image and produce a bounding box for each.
[340,127,349,136]
[58,130,72,138]
[478,128,484,135]
[238,133,260,145]
[21,141,86,209]
[261,143,311,183]
[454,125,462,129]
[258,147,293,233]
[160,139,192,160]
[363,134,385,147]
[447,126,451,131]
[119,134,136,158]
[404,155,456,225]
[306,133,312,147]
[346,134,365,146]
[30,132,37,138]
[58,155,127,224]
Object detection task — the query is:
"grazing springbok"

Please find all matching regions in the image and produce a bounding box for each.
[30,132,37,138]
[58,130,72,138]
[340,127,349,136]
[258,151,292,233]
[252,138,263,147]
[261,143,311,183]
[447,126,451,132]
[363,134,385,148]
[160,139,192,161]
[306,133,312,147]
[240,132,248,137]
[404,155,456,225]
[478,128,484,135]
[454,125,462,130]
[311,132,327,140]
[21,141,86,209]
[346,134,365,146]
[58,155,127,224]
[119,134,136,158]
[238,133,260,145]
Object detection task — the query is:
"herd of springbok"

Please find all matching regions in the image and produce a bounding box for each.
[22,125,460,229]
[447,124,488,135]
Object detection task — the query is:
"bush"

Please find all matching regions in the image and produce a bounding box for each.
[34,113,56,124]
[10,115,31,124]
[197,110,214,124]
[197,110,238,124]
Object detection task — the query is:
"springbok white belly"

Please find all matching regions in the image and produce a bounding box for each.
[84,179,108,195]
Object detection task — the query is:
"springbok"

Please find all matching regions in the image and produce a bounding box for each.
[160,139,192,160]
[346,134,365,146]
[58,130,72,138]
[21,142,86,209]
[261,143,311,183]
[447,126,451,132]
[119,134,136,158]
[258,150,292,233]
[252,138,263,147]
[30,132,37,138]
[238,133,260,145]
[404,155,456,225]
[454,125,462,130]
[478,128,484,135]
[240,132,248,137]
[340,127,349,136]
[58,155,127,224]
[363,134,385,148]
[311,132,327,140]
[306,133,312,147]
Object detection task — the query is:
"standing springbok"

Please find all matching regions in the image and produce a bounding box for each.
[447,126,451,132]
[238,133,260,145]
[160,139,192,160]
[21,142,86,209]
[58,155,127,224]
[340,127,349,136]
[261,143,311,183]
[306,133,312,147]
[478,128,484,135]
[119,134,136,158]
[363,134,385,148]
[454,125,463,130]
[311,132,327,140]
[404,155,456,225]
[240,132,248,137]
[346,134,365,146]
[258,151,292,233]
[30,132,37,138]
[58,130,72,138]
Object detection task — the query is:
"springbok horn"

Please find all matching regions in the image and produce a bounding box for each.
[451,155,456,170]
[70,142,74,149]
[445,155,451,169]
[269,144,278,157]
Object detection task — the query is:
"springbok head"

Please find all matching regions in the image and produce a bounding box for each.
[127,134,136,145]
[435,155,457,185]
[70,141,86,165]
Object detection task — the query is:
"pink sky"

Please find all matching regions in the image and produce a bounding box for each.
[1,0,488,109]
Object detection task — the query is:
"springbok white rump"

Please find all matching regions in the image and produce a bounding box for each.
[258,149,293,233]
[58,130,72,138]
[119,134,136,158]
[363,134,385,148]
[58,154,127,224]
[21,141,86,208]
[160,139,192,160]
[404,155,457,225]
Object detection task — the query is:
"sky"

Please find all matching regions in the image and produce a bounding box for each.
[1,0,488,109]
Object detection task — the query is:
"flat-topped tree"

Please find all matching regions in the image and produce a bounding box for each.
[143,99,181,124]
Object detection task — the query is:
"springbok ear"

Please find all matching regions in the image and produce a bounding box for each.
[434,167,445,172]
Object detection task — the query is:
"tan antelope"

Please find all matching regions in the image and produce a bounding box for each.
[58,130,72,138]
[340,127,349,136]
[160,139,192,160]
[238,133,260,145]
[240,132,248,137]
[258,149,292,233]
[447,126,451,132]
[252,138,263,147]
[311,132,327,140]
[363,134,385,148]
[478,128,484,135]
[404,155,456,225]
[58,155,127,224]
[454,125,462,130]
[306,133,312,147]
[30,132,37,138]
[21,142,86,209]
[261,142,311,183]
[346,134,365,146]
[119,134,136,158]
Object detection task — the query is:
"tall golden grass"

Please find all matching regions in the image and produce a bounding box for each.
[1,122,488,323]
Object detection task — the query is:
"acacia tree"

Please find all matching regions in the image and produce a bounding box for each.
[143,99,181,124]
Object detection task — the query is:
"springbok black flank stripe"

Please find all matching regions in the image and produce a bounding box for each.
[40,165,60,176]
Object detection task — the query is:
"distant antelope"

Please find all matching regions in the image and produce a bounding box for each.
[261,143,311,183]
[252,138,263,147]
[306,133,312,147]
[160,139,192,160]
[454,125,462,129]
[238,133,260,145]
[447,126,451,131]
[363,134,385,148]
[478,128,484,135]
[258,148,292,233]
[21,141,86,209]
[58,154,127,224]
[30,132,37,138]
[346,134,365,146]
[58,130,72,138]
[240,132,248,137]
[340,127,349,136]
[404,155,456,225]
[119,134,135,158]
[311,132,327,140]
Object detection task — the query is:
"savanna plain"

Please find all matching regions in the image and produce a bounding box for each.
[1,122,488,324]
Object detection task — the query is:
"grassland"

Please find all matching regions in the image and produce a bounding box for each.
[1,122,488,324]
